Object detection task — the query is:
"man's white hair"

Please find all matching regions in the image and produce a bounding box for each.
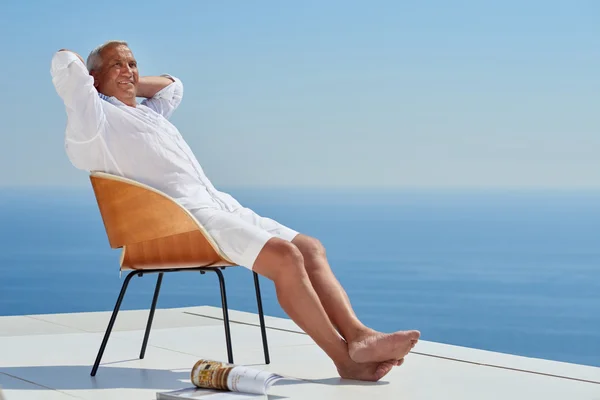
[86,40,129,72]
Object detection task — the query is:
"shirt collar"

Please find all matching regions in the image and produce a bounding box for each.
[98,92,118,105]
[98,92,133,107]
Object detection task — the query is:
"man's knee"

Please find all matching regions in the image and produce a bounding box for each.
[278,241,305,271]
[253,238,306,281]
[293,235,326,261]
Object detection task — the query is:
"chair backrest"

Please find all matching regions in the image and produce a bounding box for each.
[89,171,235,269]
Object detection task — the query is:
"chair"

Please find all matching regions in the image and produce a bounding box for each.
[88,171,270,376]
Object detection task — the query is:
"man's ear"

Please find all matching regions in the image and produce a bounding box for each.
[90,70,100,88]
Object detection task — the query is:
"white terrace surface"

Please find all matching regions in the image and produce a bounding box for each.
[0,306,599,399]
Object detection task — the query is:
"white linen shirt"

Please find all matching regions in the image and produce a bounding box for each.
[50,50,242,212]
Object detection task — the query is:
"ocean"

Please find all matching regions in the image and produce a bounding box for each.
[0,186,599,368]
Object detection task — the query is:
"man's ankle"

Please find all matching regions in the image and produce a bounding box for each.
[344,325,375,343]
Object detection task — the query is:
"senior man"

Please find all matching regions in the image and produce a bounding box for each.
[50,40,420,382]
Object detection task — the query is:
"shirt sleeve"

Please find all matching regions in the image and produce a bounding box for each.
[50,51,106,143]
[141,74,184,119]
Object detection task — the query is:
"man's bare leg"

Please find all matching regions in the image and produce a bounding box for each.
[291,234,420,364]
[252,237,396,381]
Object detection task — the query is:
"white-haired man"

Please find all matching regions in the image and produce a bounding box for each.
[50,40,420,382]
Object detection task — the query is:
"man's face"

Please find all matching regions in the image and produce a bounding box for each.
[91,44,139,105]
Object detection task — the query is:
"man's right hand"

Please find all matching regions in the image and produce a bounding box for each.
[58,49,85,65]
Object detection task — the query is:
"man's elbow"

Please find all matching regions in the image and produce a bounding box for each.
[56,49,85,65]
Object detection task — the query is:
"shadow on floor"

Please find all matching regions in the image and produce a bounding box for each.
[281,377,390,387]
[0,364,307,395]
[0,363,390,396]
[1,365,191,391]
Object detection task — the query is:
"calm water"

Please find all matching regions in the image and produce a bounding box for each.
[1,186,599,367]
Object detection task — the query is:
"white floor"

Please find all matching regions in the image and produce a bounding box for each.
[0,306,599,399]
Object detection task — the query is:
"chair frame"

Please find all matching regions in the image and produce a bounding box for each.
[88,172,270,376]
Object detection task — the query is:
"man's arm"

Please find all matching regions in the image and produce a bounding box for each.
[136,76,175,99]
[140,74,183,119]
[58,48,85,64]
[51,49,106,142]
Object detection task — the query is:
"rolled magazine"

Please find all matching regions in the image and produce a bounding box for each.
[191,359,284,394]
[157,359,286,399]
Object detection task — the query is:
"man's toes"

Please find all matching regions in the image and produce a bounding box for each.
[375,361,395,379]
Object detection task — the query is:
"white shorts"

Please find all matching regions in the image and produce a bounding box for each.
[190,207,299,269]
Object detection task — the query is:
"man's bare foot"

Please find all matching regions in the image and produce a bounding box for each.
[348,329,420,364]
[336,359,397,382]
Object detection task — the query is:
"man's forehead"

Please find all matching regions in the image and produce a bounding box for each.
[104,45,135,60]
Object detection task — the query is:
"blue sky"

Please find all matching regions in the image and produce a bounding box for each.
[0,0,598,188]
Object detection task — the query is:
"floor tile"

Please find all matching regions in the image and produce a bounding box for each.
[0,373,80,399]
[29,308,221,333]
[0,317,79,337]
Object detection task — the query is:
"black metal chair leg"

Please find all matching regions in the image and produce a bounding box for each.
[140,273,163,359]
[204,268,234,364]
[91,270,138,376]
[253,272,270,364]
[91,266,267,376]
